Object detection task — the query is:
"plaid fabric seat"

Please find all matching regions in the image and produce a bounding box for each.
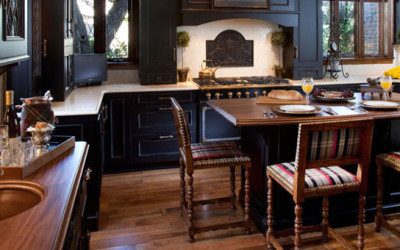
[180,141,251,168]
[377,152,400,172]
[268,162,359,192]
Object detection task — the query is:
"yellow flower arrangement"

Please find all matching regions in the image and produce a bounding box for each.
[384,66,400,79]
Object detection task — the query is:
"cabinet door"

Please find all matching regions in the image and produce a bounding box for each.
[139,0,177,84]
[103,94,133,171]
[291,0,323,79]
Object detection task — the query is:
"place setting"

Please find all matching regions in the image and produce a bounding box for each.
[359,76,400,111]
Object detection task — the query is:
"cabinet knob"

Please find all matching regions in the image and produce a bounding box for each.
[254,91,259,98]
[206,93,211,100]
[84,168,92,181]
[215,92,221,99]
[236,92,242,98]
[245,91,250,98]
[227,92,233,99]
[262,90,267,96]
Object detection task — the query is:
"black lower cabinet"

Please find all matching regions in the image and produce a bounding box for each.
[54,111,105,231]
[63,169,91,250]
[103,91,198,172]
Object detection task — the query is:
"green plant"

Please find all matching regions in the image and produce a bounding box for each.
[271,31,286,47]
[177,31,190,69]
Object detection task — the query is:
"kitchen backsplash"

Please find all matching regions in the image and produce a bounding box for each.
[177,19,281,79]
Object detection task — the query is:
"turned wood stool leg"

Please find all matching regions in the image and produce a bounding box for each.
[187,172,195,243]
[375,161,383,232]
[266,176,274,250]
[244,165,251,234]
[358,195,366,250]
[230,166,236,210]
[179,157,186,215]
[321,196,329,242]
[294,203,303,250]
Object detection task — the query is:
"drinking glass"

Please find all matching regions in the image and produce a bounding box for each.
[380,75,392,101]
[301,77,314,104]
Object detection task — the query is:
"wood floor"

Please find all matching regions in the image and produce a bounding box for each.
[91,167,400,250]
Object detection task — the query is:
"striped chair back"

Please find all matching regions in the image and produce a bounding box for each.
[293,118,374,198]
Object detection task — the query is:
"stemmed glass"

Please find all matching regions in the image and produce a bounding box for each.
[301,77,314,104]
[380,75,392,101]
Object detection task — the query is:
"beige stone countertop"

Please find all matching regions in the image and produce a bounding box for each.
[290,76,400,86]
[52,82,199,116]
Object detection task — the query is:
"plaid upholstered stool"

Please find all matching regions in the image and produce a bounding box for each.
[171,98,252,243]
[375,152,400,237]
[266,119,374,250]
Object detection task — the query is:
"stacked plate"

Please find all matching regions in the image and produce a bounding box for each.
[361,101,399,110]
[274,105,322,115]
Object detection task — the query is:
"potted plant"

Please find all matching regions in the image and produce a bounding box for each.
[177,31,190,82]
[271,31,286,78]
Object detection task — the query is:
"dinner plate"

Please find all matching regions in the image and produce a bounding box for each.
[274,105,321,115]
[313,95,356,103]
[361,101,399,110]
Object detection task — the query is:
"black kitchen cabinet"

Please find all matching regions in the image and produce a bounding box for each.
[103,93,133,171]
[139,0,177,85]
[54,112,105,232]
[41,0,74,100]
[0,0,29,67]
[103,91,198,171]
[283,0,323,79]
[395,0,400,44]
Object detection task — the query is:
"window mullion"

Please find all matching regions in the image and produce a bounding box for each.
[356,0,365,58]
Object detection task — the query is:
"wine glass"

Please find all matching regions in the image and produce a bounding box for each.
[380,75,392,101]
[301,77,314,104]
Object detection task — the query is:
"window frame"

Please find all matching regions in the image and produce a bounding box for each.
[323,0,394,65]
[93,0,139,67]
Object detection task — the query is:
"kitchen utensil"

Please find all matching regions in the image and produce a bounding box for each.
[198,60,219,80]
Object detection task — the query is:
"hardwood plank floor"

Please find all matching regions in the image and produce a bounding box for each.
[91,168,400,249]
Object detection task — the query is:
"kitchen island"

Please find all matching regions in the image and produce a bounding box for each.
[208,93,400,232]
[0,142,89,250]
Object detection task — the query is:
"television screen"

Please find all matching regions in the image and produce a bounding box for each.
[73,54,107,86]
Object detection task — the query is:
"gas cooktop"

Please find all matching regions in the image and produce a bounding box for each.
[193,76,290,87]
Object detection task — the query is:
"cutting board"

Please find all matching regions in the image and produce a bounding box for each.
[256,96,308,105]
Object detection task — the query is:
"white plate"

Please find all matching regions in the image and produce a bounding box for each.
[279,105,316,113]
[362,101,399,109]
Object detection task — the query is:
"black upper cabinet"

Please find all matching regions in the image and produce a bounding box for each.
[0,0,29,67]
[41,0,74,100]
[139,0,177,85]
[283,0,323,79]
[395,0,400,44]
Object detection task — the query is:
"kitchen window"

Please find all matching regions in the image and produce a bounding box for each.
[322,0,393,64]
[73,0,138,66]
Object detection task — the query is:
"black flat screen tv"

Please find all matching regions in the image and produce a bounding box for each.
[73,54,107,86]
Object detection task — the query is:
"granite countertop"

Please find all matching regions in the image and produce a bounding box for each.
[52,82,199,116]
[53,77,395,116]
[0,142,89,250]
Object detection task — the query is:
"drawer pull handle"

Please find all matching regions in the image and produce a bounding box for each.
[159,135,174,140]
[158,107,173,111]
[158,97,171,100]
[84,168,92,181]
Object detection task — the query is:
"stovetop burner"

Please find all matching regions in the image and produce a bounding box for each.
[193,76,290,86]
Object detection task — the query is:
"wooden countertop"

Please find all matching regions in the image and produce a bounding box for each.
[0,142,89,250]
[208,93,400,126]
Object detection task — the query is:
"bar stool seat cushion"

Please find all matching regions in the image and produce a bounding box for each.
[377,152,400,172]
[180,142,251,168]
[268,162,359,192]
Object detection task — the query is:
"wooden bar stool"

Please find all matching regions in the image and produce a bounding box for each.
[375,152,400,237]
[171,98,252,243]
[266,118,374,250]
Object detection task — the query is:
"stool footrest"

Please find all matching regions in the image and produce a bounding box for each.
[383,213,400,221]
[193,196,232,206]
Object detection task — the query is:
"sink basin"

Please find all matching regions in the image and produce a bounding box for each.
[0,180,45,221]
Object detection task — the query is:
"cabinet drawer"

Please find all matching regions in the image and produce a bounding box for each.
[136,91,196,105]
[147,73,174,84]
[294,68,323,79]
[132,104,197,134]
[133,133,196,163]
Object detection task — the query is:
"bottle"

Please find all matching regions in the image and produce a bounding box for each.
[3,90,20,140]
